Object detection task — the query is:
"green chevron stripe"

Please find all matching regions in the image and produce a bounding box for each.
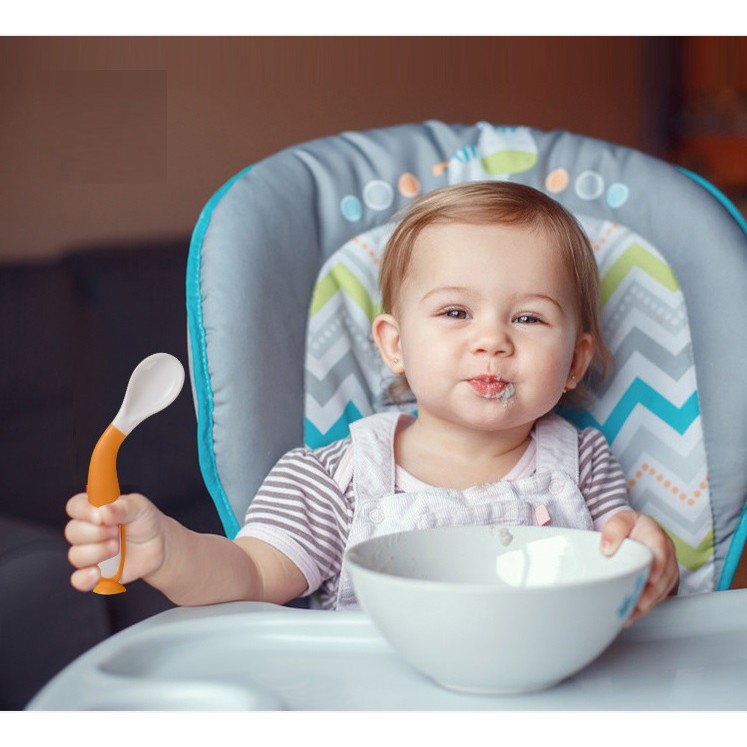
[601,243,680,306]
[310,262,379,321]
[663,525,713,572]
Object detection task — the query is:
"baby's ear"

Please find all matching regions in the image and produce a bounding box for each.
[371,314,405,375]
[570,333,594,385]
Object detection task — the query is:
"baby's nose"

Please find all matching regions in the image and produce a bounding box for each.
[472,325,514,356]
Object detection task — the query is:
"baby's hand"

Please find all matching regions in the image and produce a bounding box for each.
[600,509,679,625]
[65,492,168,592]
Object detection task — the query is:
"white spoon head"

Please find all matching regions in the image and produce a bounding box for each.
[112,353,185,435]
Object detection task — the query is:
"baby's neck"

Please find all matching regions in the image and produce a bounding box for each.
[393,416,534,490]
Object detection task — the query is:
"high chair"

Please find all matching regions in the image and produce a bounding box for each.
[186,120,747,597]
[29,122,747,711]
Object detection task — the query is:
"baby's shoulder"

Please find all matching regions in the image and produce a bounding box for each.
[542,413,609,448]
[575,424,612,453]
[574,425,622,478]
[279,435,353,478]
[309,435,353,475]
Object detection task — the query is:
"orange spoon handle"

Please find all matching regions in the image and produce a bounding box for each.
[87,424,128,594]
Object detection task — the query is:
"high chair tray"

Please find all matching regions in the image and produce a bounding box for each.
[29,588,747,710]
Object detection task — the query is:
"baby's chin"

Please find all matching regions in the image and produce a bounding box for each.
[451,408,534,435]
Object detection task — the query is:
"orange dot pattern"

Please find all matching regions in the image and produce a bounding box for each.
[628,462,709,508]
[353,236,380,265]
[592,223,620,253]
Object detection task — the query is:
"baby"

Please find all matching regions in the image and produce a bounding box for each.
[66,181,678,624]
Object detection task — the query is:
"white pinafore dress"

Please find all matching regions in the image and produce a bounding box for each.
[334,412,594,609]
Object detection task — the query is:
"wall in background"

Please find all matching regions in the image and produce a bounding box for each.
[671,37,747,218]
[0,36,675,262]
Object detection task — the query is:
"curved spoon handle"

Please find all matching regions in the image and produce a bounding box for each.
[87,424,128,595]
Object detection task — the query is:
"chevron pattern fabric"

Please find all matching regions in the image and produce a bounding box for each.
[563,216,714,594]
[303,178,714,596]
[305,224,405,449]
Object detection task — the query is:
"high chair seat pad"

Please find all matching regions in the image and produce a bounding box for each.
[187,121,747,593]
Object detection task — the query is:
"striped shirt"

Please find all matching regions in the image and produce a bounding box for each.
[238,424,630,609]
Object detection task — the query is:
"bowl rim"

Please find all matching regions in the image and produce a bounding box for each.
[345,525,653,593]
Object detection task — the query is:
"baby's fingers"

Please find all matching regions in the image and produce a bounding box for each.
[625,521,679,626]
[68,536,121,571]
[626,575,672,626]
[66,493,104,523]
[96,494,148,527]
[65,518,119,546]
[638,554,678,613]
[70,566,101,592]
[67,492,139,528]
[66,492,128,526]
[600,509,638,556]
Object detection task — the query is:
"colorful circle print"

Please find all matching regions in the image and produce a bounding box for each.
[606,182,630,208]
[575,170,605,200]
[545,168,570,194]
[340,195,363,222]
[363,180,394,211]
[398,172,421,198]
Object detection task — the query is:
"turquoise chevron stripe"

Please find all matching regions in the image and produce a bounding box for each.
[560,380,700,444]
[304,401,364,449]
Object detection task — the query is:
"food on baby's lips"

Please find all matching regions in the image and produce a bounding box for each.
[468,377,516,405]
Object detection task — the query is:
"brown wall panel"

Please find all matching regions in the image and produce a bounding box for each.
[1,37,662,260]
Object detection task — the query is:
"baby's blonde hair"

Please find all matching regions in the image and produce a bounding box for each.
[379,181,613,406]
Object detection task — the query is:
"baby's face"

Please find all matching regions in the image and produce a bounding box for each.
[389,221,592,435]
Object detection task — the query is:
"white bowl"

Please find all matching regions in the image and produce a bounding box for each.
[346,525,652,695]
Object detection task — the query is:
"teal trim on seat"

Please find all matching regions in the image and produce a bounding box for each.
[680,167,747,237]
[680,167,746,589]
[718,502,747,590]
[186,166,253,538]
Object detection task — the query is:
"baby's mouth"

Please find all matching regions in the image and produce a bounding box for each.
[467,376,516,401]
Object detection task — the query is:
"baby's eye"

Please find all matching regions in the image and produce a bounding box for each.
[441,307,470,320]
[514,313,543,325]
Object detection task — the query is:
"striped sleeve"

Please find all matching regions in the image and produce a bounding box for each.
[236,438,354,596]
[577,428,631,530]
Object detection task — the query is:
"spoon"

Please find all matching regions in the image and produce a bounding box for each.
[86,353,185,594]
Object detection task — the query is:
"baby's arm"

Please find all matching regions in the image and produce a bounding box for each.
[147,525,308,606]
[65,492,307,606]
